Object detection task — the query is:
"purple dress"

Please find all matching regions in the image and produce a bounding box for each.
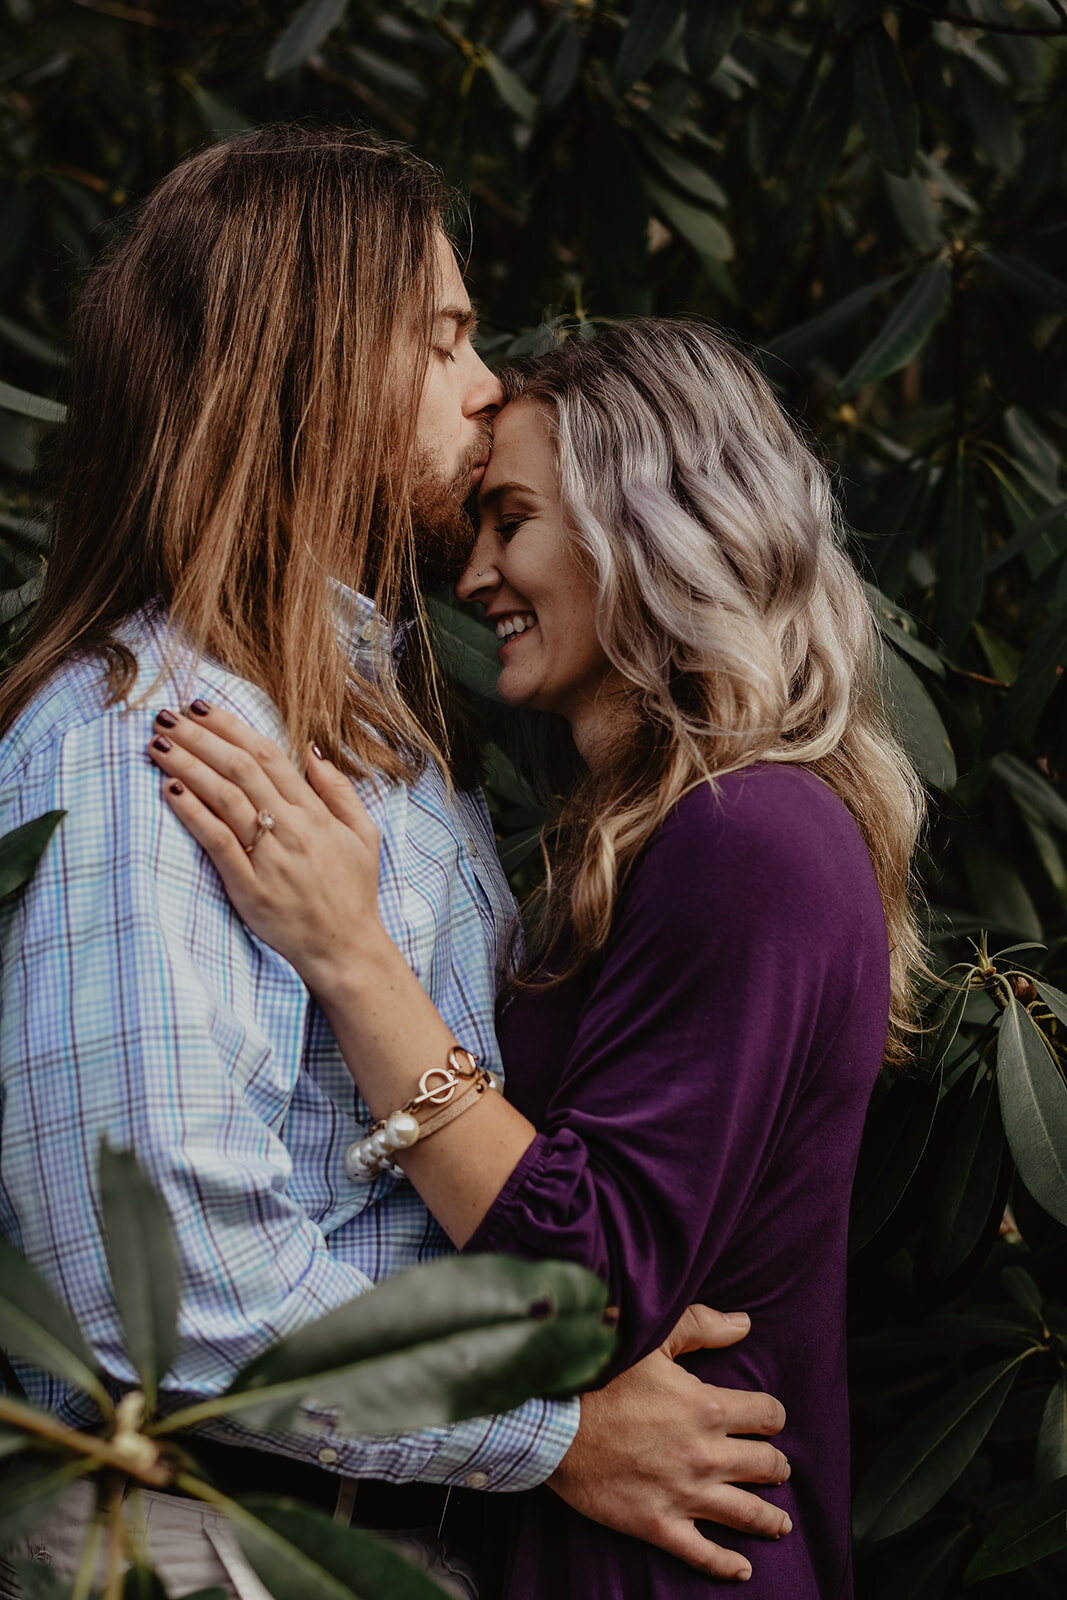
[466,765,889,1599]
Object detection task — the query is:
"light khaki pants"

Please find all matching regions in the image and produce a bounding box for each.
[0,1479,478,1599]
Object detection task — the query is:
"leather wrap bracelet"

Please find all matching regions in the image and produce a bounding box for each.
[343,1045,502,1184]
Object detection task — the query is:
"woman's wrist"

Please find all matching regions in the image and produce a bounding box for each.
[301,916,402,1008]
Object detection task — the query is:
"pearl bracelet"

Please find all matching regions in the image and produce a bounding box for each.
[343,1045,502,1184]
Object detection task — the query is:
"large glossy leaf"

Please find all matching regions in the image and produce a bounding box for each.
[236,1498,444,1600]
[99,1140,181,1413]
[266,0,349,78]
[763,272,907,371]
[963,1472,1067,1584]
[426,597,500,699]
[985,499,1067,576]
[163,1256,614,1437]
[1033,977,1067,1029]
[850,982,965,1254]
[882,169,940,252]
[924,1068,1008,1282]
[0,1243,111,1415]
[956,57,1022,174]
[996,999,1067,1227]
[684,1,742,81]
[785,54,853,223]
[0,1458,90,1546]
[0,379,65,425]
[853,19,918,177]
[853,1356,1023,1542]
[984,612,1067,755]
[0,312,66,369]
[839,260,950,396]
[935,447,984,656]
[0,811,66,905]
[1036,1376,1067,1485]
[879,645,956,791]
[482,52,537,124]
[635,126,727,207]
[979,251,1067,317]
[613,0,683,93]
[644,179,733,263]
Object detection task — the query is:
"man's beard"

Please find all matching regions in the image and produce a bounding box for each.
[409,425,492,588]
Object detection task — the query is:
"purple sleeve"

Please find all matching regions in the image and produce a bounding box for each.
[466,769,887,1375]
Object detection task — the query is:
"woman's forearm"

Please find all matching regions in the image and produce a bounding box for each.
[314,930,538,1247]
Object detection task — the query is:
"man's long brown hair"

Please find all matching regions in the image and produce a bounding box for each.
[0,126,464,781]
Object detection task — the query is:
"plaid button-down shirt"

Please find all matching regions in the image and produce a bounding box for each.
[0,596,578,1489]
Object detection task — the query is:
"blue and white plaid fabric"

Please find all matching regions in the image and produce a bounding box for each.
[0,595,578,1489]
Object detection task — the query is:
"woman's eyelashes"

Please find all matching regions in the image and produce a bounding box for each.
[434,346,457,364]
[495,515,528,540]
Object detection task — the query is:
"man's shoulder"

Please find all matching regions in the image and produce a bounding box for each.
[0,607,284,790]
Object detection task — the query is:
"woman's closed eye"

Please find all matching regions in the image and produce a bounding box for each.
[495,515,528,540]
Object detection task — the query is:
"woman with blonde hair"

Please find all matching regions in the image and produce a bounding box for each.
[148,319,925,1598]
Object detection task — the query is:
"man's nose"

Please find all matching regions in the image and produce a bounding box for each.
[464,350,504,417]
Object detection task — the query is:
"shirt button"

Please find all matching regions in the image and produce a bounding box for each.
[465,1470,489,1489]
[360,620,377,642]
[466,836,479,859]
[318,1447,339,1465]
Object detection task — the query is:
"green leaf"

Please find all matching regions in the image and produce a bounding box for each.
[482,50,538,123]
[964,1473,1067,1584]
[0,811,66,905]
[499,825,543,876]
[266,0,349,79]
[784,53,854,223]
[996,999,1067,1227]
[99,1140,181,1413]
[1001,1264,1044,1324]
[763,272,907,370]
[984,498,1067,576]
[236,1499,445,1600]
[979,251,1067,317]
[0,1458,90,1547]
[838,260,950,396]
[0,380,65,426]
[174,1256,613,1437]
[985,612,1067,755]
[0,1243,111,1414]
[645,178,733,262]
[879,646,956,791]
[614,0,684,93]
[541,21,582,112]
[956,57,1022,174]
[853,19,918,177]
[1036,1377,1067,1485]
[834,0,885,30]
[121,1565,169,1600]
[13,1554,84,1600]
[426,597,500,699]
[882,169,940,252]
[0,313,66,370]
[935,446,984,656]
[684,1,742,81]
[635,125,727,207]
[925,1068,1007,1281]
[1033,978,1067,1029]
[187,84,254,138]
[0,1425,30,1462]
[853,1356,1023,1542]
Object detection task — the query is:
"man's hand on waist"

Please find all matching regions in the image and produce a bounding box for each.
[547,1305,791,1583]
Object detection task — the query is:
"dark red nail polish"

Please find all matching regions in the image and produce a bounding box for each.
[168,780,184,795]
[189,699,210,717]
[156,709,178,729]
[152,736,172,753]
[312,742,325,759]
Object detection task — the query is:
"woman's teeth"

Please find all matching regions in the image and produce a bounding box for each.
[496,613,537,641]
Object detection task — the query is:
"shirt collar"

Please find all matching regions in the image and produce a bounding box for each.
[330,580,413,667]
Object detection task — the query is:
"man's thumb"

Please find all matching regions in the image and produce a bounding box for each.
[661,1304,750,1359]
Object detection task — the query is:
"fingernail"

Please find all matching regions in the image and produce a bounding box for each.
[781,1516,793,1535]
[723,1311,750,1328]
[152,736,172,753]
[155,709,178,729]
[189,699,210,717]
[737,1570,751,1583]
[312,742,325,759]
[168,780,184,795]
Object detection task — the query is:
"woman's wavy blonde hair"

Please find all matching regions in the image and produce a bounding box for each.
[506,320,926,1063]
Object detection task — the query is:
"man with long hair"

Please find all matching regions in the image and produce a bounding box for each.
[0,129,789,1595]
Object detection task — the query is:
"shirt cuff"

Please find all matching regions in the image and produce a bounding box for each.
[418,1395,581,1493]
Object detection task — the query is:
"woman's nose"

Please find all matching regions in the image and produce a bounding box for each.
[455,529,501,604]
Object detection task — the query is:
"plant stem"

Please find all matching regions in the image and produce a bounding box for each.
[70,1508,103,1600]
[0,1395,171,1485]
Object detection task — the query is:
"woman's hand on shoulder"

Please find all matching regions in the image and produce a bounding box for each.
[147,701,387,997]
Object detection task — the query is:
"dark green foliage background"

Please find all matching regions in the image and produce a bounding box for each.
[1,1,1066,1594]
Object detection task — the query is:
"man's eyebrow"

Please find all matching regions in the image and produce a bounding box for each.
[435,305,478,336]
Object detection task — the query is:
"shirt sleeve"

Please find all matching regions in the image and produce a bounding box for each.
[466,775,883,1377]
[0,707,577,1490]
